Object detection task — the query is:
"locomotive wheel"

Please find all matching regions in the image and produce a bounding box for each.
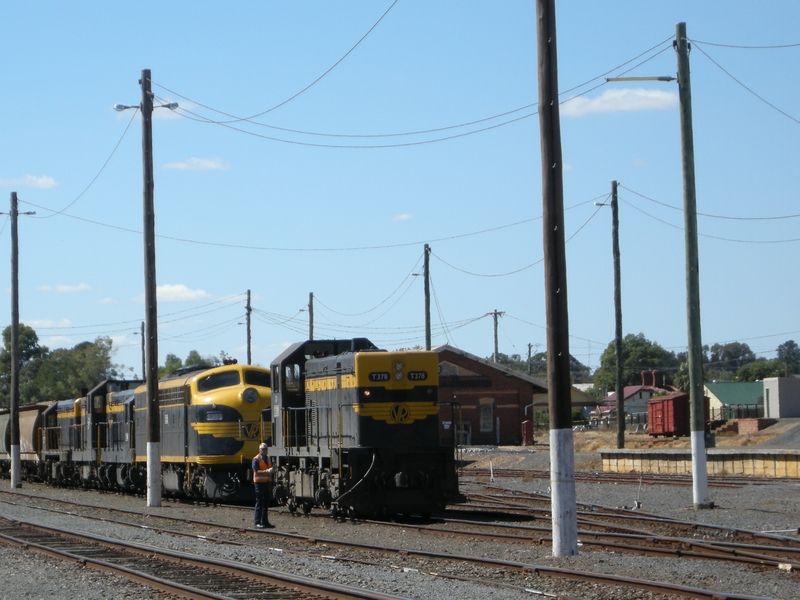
[330,506,339,519]
[302,502,312,516]
[287,501,297,514]
[347,506,357,521]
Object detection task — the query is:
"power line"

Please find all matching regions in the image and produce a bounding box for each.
[690,41,800,126]
[620,185,800,220]
[619,196,800,244]
[154,1,399,124]
[691,39,800,50]
[33,108,139,219]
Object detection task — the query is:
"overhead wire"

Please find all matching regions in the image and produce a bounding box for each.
[620,185,800,221]
[619,194,800,244]
[690,41,800,126]
[33,108,139,219]
[155,0,399,125]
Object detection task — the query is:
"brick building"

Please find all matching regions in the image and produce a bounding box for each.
[434,345,548,446]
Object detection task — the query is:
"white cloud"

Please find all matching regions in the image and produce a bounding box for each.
[0,175,57,189]
[392,214,413,222]
[164,157,229,171]
[27,318,72,329]
[41,335,70,348]
[39,283,91,293]
[97,297,116,305]
[561,88,678,117]
[156,284,212,302]
[632,158,647,168]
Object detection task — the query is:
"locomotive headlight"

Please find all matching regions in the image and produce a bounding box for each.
[395,371,404,380]
[241,387,259,404]
[394,361,404,371]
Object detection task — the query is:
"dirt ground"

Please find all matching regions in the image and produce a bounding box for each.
[572,417,800,452]
[461,419,800,472]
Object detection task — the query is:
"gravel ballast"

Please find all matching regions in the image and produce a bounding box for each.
[0,447,798,600]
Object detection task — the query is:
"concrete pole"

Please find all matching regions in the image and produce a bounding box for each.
[675,23,711,509]
[537,0,578,556]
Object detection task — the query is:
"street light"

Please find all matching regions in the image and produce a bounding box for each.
[2,194,35,489]
[595,181,625,449]
[604,24,710,509]
[115,69,177,508]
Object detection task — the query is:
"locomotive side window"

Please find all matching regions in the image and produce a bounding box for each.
[284,364,301,392]
[244,369,271,388]
[197,370,241,392]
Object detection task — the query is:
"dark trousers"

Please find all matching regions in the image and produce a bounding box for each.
[254,482,271,526]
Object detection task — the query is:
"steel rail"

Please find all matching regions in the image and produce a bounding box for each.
[0,496,777,600]
[0,517,405,600]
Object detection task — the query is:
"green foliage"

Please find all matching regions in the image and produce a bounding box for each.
[593,333,678,393]
[492,351,591,383]
[0,324,49,407]
[0,325,126,406]
[158,350,220,378]
[777,340,800,376]
[735,359,782,382]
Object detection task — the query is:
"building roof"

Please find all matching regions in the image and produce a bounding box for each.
[433,344,548,391]
[704,381,763,406]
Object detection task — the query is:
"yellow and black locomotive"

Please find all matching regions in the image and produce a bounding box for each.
[1,361,271,501]
[268,338,460,518]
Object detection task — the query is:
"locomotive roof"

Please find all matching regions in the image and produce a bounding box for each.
[270,338,379,367]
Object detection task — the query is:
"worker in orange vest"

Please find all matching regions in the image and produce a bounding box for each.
[252,443,275,528]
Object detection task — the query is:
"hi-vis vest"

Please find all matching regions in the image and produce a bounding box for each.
[253,454,273,483]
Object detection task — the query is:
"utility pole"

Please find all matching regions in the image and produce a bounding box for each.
[423,244,431,350]
[140,322,145,380]
[611,181,625,450]
[246,290,252,364]
[141,68,161,508]
[7,193,33,488]
[528,343,533,376]
[537,0,578,556]
[308,292,314,340]
[490,310,504,362]
[676,22,711,510]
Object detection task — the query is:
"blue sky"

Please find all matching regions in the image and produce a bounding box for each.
[1,1,798,379]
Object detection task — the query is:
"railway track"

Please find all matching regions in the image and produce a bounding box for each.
[0,515,399,600]
[461,468,795,488]
[0,488,785,600]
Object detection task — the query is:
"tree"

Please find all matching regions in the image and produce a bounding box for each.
[593,333,678,394]
[0,324,49,407]
[736,359,782,382]
[776,340,800,376]
[705,342,756,379]
[493,351,590,383]
[158,353,184,378]
[184,350,219,368]
[22,336,125,404]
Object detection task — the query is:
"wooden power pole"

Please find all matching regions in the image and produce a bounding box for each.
[675,23,711,509]
[308,292,314,341]
[537,0,578,556]
[246,290,252,364]
[611,181,625,450]
[140,68,161,508]
[423,244,431,350]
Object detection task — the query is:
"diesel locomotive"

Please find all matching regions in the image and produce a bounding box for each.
[268,338,461,518]
[0,361,272,501]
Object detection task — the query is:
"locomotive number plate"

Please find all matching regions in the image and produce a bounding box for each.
[407,371,427,381]
[368,372,391,382]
